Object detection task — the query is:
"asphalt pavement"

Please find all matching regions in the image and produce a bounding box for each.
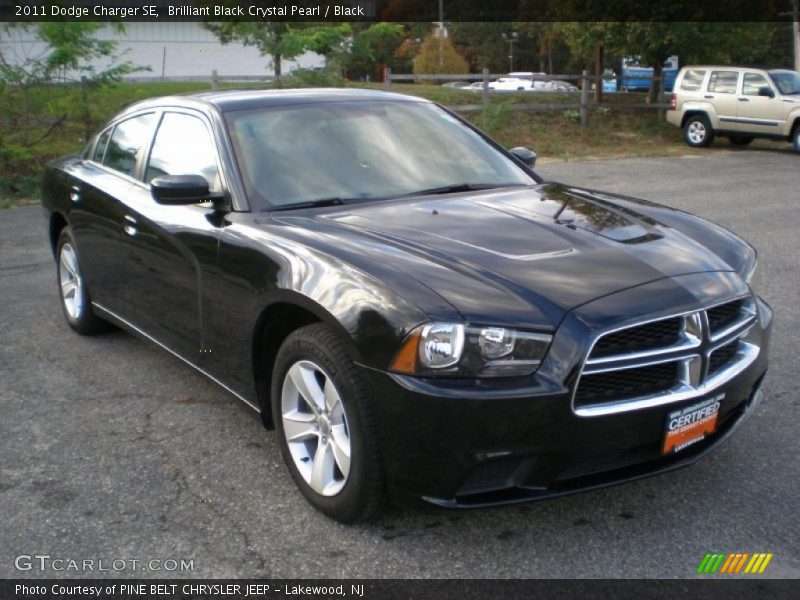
[1,148,798,578]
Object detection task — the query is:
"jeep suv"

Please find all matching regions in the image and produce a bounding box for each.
[667,66,800,152]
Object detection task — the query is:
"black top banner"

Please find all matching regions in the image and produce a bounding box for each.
[0,0,793,22]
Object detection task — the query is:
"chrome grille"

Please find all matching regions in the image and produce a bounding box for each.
[573,297,759,417]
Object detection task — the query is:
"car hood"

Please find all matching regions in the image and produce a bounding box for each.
[273,183,739,328]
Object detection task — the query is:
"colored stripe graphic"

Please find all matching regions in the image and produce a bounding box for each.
[700,553,773,574]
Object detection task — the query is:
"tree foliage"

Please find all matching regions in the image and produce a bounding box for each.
[0,22,140,196]
[413,32,470,76]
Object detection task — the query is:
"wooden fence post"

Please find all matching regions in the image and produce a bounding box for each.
[580,70,589,125]
[385,67,391,91]
[211,69,219,91]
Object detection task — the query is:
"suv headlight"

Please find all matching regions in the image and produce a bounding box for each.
[390,323,552,378]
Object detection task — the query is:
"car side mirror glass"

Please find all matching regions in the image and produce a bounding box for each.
[758,86,775,98]
[509,146,537,169]
[151,174,210,205]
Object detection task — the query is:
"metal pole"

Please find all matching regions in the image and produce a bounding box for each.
[482,67,489,117]
[580,70,589,125]
[794,0,800,72]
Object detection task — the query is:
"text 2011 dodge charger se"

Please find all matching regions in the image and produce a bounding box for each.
[42,89,771,522]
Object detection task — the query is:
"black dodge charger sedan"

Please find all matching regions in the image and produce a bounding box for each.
[42,89,771,522]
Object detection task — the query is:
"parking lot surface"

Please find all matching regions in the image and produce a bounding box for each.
[1,149,798,578]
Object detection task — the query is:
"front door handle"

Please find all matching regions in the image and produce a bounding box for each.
[69,185,81,203]
[123,215,138,237]
[738,97,750,102]
[704,95,714,99]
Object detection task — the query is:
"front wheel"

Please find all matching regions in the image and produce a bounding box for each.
[56,228,107,335]
[684,115,714,148]
[271,323,386,522]
[793,127,800,153]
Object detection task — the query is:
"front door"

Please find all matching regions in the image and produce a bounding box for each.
[736,72,783,135]
[120,110,225,362]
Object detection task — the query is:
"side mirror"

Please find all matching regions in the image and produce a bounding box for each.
[509,146,537,169]
[758,86,775,98]
[151,174,210,205]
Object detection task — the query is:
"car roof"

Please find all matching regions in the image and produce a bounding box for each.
[119,87,427,117]
[678,65,770,72]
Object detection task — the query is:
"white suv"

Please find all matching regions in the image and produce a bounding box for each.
[667,66,800,152]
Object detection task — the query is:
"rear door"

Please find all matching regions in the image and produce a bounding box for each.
[120,110,226,361]
[66,113,157,316]
[736,71,783,135]
[706,70,742,130]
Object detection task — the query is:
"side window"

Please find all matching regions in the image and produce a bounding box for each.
[103,113,156,178]
[145,112,220,193]
[707,71,739,94]
[743,73,770,96]
[680,69,706,91]
[92,128,111,162]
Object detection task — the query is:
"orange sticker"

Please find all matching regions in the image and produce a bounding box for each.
[662,395,722,454]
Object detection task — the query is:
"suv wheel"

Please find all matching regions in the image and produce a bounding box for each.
[271,323,387,522]
[793,127,800,153]
[684,115,714,148]
[730,136,754,146]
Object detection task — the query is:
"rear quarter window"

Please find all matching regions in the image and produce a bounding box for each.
[103,113,157,178]
[680,70,706,91]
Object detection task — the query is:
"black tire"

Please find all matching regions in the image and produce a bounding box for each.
[793,127,800,153]
[683,114,715,148]
[56,228,107,335]
[271,323,387,522]
[730,136,754,146]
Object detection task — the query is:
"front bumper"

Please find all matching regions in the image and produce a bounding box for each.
[363,292,772,509]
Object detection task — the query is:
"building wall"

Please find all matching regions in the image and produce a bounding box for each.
[0,22,325,79]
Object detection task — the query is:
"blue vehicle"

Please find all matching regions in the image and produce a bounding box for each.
[620,56,679,92]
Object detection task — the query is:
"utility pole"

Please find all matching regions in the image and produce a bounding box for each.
[794,0,800,72]
[784,0,800,71]
[502,32,518,73]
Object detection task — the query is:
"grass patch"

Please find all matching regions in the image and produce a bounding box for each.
[0,80,709,207]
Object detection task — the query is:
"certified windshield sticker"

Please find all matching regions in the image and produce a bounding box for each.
[663,394,723,454]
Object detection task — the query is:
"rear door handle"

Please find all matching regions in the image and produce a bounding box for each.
[123,215,138,237]
[738,97,749,102]
[69,185,81,203]
[704,95,714,99]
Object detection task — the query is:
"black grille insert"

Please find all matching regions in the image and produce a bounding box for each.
[707,300,744,334]
[591,317,683,358]
[709,340,739,376]
[575,361,680,408]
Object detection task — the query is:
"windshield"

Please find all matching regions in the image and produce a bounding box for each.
[769,70,800,95]
[224,100,537,210]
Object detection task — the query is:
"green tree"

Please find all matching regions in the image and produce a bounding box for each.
[413,32,470,76]
[0,22,140,197]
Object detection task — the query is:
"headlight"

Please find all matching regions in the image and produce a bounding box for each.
[390,322,552,378]
[742,255,761,296]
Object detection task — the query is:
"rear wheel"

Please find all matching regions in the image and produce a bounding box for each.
[684,115,714,148]
[271,323,386,522]
[56,228,107,335]
[793,127,800,153]
[729,136,754,146]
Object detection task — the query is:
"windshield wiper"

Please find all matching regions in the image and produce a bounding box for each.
[400,183,525,198]
[269,197,351,212]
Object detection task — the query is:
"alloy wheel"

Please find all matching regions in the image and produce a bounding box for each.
[59,243,84,320]
[281,360,351,497]
[687,121,706,144]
